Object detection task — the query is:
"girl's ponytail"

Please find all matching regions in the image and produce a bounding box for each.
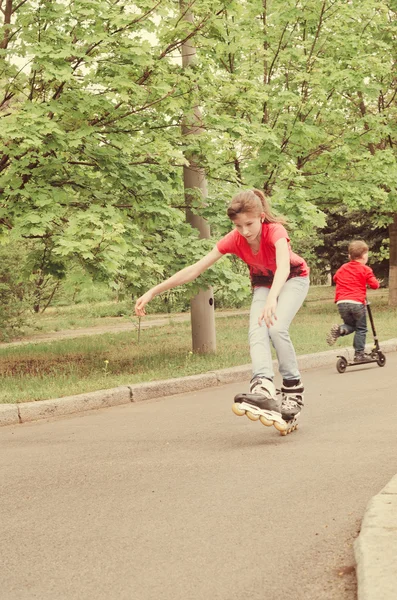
[252,189,267,211]
[227,189,285,224]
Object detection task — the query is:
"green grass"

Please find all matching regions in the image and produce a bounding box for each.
[0,288,395,404]
[22,300,134,335]
[20,300,193,337]
[13,285,389,337]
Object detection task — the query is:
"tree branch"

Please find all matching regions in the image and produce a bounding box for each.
[12,0,29,12]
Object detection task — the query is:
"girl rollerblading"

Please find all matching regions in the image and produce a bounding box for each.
[135,189,310,436]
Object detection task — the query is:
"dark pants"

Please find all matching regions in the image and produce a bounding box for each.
[337,302,367,353]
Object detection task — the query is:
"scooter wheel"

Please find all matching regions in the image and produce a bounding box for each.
[336,357,347,374]
[377,352,386,367]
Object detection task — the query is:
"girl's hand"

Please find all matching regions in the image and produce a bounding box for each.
[258,298,278,328]
[134,290,155,317]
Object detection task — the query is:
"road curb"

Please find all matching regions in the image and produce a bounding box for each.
[0,338,396,428]
[0,403,20,426]
[17,386,132,424]
[355,474,397,600]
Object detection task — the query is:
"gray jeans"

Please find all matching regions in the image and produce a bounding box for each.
[249,277,310,382]
[337,302,367,352]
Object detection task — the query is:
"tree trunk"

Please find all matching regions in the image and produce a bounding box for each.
[180,1,216,354]
[183,164,216,353]
[389,213,397,307]
[33,274,44,313]
[0,0,13,50]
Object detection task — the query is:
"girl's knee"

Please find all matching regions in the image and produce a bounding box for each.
[269,323,290,341]
[249,322,266,341]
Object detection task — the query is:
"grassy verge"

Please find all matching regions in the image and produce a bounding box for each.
[15,285,389,336]
[0,288,395,404]
[20,300,167,336]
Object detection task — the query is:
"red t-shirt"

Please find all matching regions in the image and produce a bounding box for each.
[216,222,309,287]
[333,261,379,304]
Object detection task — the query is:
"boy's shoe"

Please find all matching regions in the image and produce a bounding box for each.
[280,379,304,422]
[232,377,286,431]
[326,324,341,346]
[354,351,369,362]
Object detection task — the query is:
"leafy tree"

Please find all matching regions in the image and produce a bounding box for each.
[194,0,396,301]
[314,207,389,282]
[0,3,212,288]
[1,0,396,319]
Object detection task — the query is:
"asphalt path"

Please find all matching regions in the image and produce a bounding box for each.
[2,354,397,600]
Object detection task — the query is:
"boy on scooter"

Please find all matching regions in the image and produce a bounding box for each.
[326,240,380,361]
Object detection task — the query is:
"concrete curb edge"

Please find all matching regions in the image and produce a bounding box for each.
[354,474,397,600]
[1,338,396,428]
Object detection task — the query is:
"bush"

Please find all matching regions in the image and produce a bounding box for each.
[0,243,33,340]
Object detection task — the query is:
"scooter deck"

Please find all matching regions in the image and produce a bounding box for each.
[336,351,386,373]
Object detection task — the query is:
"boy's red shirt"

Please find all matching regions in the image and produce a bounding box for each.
[217,222,309,288]
[333,261,379,304]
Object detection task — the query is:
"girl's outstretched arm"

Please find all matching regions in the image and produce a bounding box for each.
[134,247,223,316]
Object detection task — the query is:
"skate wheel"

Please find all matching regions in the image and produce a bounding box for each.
[260,415,273,427]
[274,420,287,432]
[232,403,245,417]
[246,411,260,421]
[279,421,299,436]
[336,357,347,373]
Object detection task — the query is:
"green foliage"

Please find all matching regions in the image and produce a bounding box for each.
[0,0,396,314]
[0,243,33,340]
[314,206,390,282]
[199,0,396,215]
[1,0,196,291]
[54,270,115,306]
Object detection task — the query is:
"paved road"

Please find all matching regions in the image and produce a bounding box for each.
[2,354,397,600]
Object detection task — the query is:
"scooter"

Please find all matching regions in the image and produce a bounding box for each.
[336,302,386,373]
